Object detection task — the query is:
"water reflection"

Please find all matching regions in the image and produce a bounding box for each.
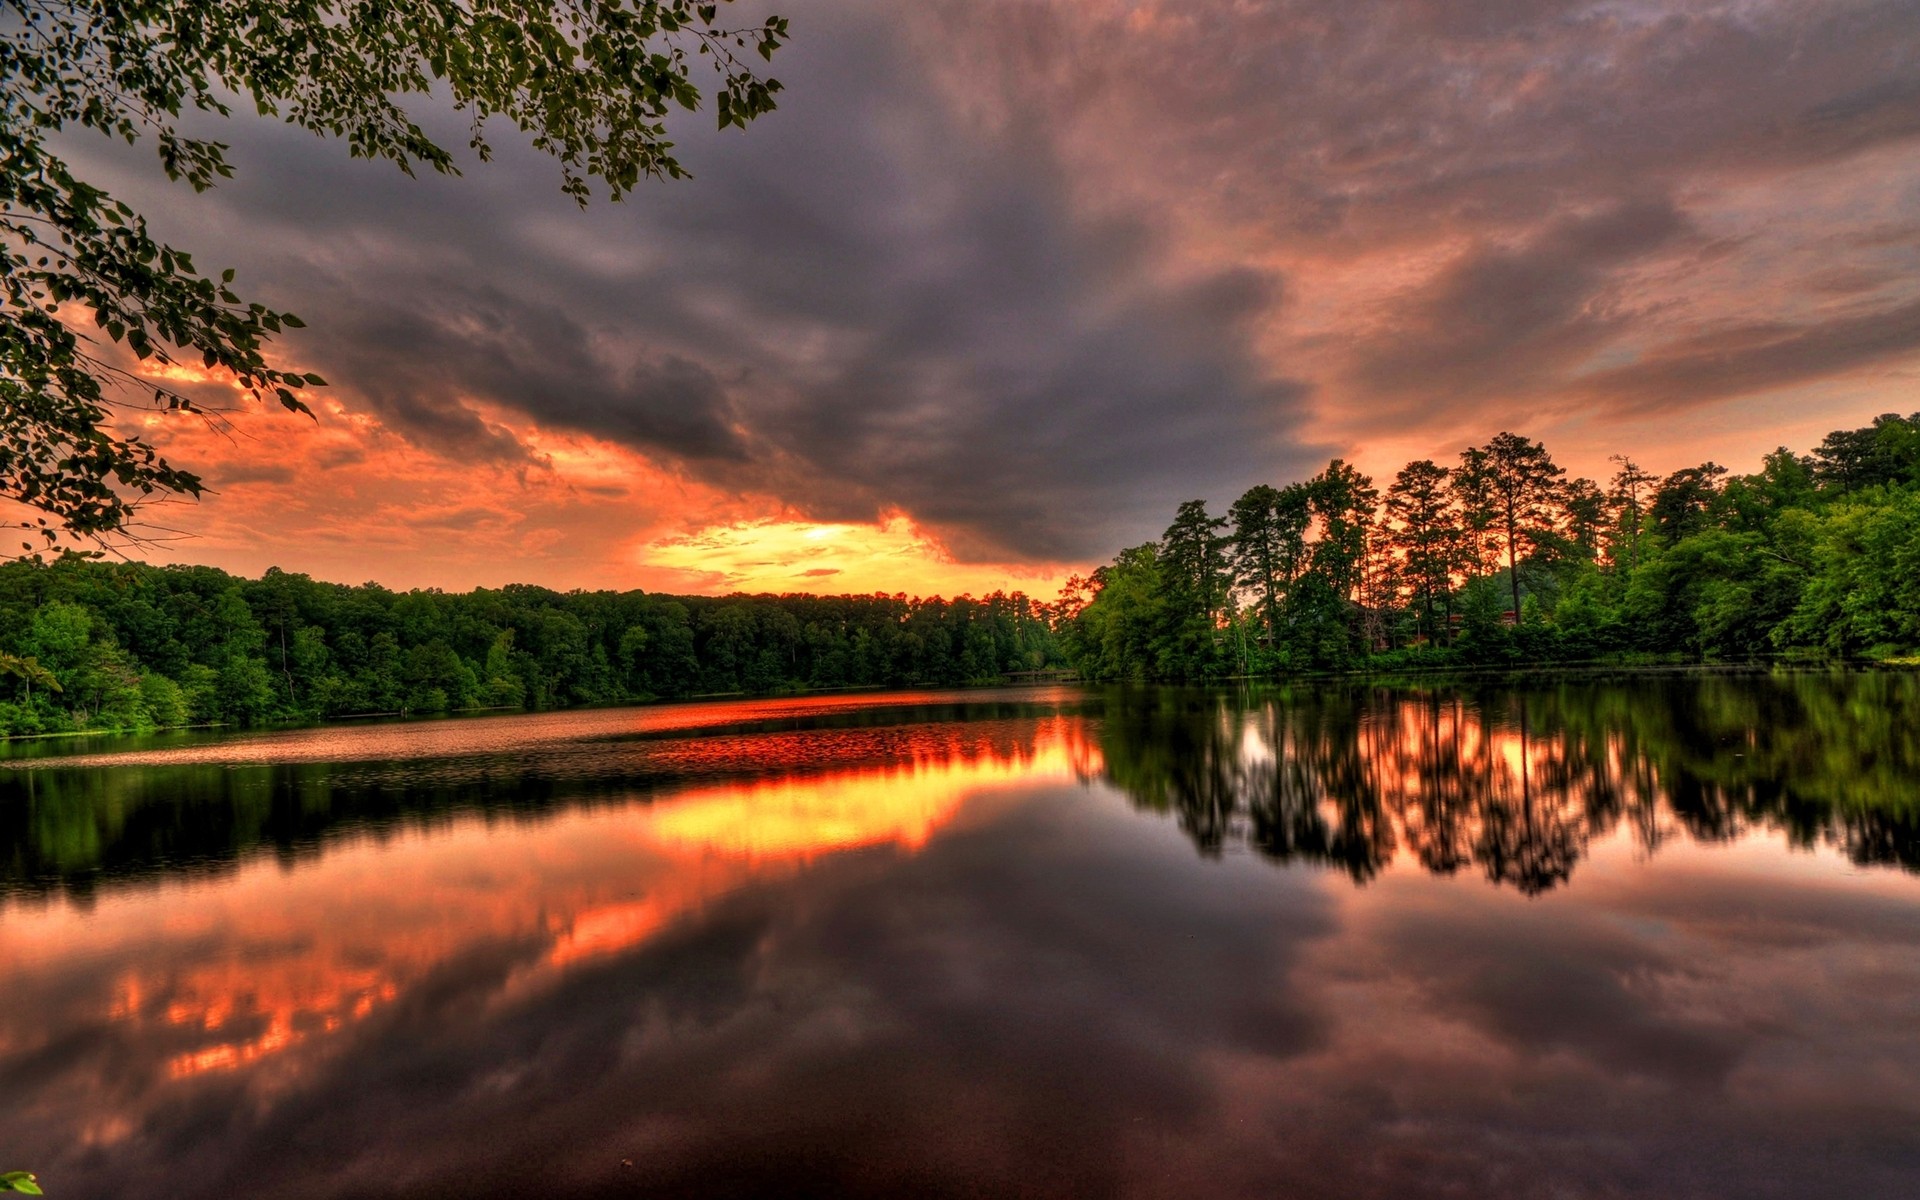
[1099,671,1920,892]
[0,705,1091,1191]
[4,675,1920,1199]
[7,673,1916,904]
[0,691,1097,901]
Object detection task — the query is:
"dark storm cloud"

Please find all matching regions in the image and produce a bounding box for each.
[72,0,1320,562]
[1352,198,1697,410]
[72,0,1920,562]
[314,289,750,464]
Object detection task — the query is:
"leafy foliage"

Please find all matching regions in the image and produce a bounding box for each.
[1,0,787,549]
[0,559,1065,737]
[1064,414,1920,679]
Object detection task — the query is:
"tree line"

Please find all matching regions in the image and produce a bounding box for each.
[0,563,1064,738]
[1060,413,1920,679]
[4,411,1917,739]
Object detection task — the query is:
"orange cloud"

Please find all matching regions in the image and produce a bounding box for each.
[30,387,1086,596]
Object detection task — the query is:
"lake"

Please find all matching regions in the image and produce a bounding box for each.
[3,672,1919,1199]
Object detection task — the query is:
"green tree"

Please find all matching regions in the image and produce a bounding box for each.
[1650,463,1728,544]
[1068,544,1179,681]
[2,0,788,549]
[1778,491,1920,656]
[1561,477,1607,556]
[1456,432,1565,621]
[24,598,93,677]
[139,670,187,726]
[1723,448,1817,533]
[1308,460,1377,602]
[1308,460,1379,655]
[0,648,58,703]
[1227,484,1286,635]
[1606,455,1656,570]
[215,653,274,722]
[1810,413,1920,493]
[1384,459,1457,643]
[1161,499,1230,631]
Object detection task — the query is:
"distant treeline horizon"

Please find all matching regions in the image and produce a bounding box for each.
[2,411,1917,737]
[0,566,1067,739]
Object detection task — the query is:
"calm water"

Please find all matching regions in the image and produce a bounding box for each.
[4,673,1920,1199]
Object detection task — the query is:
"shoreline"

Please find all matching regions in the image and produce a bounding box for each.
[4,658,1910,752]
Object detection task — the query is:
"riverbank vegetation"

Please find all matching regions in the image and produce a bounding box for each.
[3,412,1917,738]
[1060,413,1920,680]
[0,567,1062,738]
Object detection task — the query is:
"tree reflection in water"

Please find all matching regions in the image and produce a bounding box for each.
[1094,670,1920,894]
[2,672,1916,902]
[5,676,1919,1200]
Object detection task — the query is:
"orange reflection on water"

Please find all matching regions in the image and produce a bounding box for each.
[160,956,401,1079]
[546,717,1090,971]
[3,716,1091,1103]
[649,724,1085,861]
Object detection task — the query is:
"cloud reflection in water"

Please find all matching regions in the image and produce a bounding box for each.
[2,677,1918,1198]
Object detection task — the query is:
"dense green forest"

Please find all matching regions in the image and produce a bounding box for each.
[1061,413,1920,680]
[3,412,1917,738]
[0,564,1064,737]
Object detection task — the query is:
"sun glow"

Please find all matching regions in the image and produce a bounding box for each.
[136,360,240,389]
[637,512,1077,597]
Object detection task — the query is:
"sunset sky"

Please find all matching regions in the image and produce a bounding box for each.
[59,0,1920,595]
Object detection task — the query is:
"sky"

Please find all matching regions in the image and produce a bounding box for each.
[50,0,1920,595]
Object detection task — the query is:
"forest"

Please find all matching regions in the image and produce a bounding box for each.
[0,568,1063,738]
[1061,412,1920,680]
[1,412,1917,738]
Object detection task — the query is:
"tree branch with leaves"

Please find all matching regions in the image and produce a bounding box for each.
[1,0,787,553]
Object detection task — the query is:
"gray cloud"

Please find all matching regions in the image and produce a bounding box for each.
[1580,295,1920,414]
[80,0,1324,561]
[1352,198,1697,410]
[65,0,1920,565]
[314,290,751,464]
[1036,0,1920,438]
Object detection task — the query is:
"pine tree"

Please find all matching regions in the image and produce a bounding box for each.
[1456,433,1565,622]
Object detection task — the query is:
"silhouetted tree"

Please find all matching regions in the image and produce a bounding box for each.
[1456,433,1566,621]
